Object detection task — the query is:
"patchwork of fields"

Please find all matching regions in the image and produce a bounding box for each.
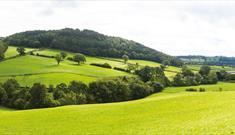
[1,82,235,134]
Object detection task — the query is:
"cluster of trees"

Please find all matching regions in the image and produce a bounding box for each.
[0,41,8,60]
[136,66,170,86]
[0,76,165,110]
[172,65,218,86]
[3,28,183,66]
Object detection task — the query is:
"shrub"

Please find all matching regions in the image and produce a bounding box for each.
[90,63,112,69]
[199,88,206,92]
[185,88,197,92]
[35,53,54,58]
[113,67,128,72]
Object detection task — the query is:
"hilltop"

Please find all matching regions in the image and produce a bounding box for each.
[3,28,182,66]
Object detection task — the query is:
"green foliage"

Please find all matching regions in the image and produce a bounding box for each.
[88,80,131,103]
[182,66,194,76]
[136,66,169,86]
[162,60,170,66]
[0,84,7,105]
[122,54,129,64]
[172,65,218,86]
[73,53,86,64]
[29,83,48,108]
[90,63,112,69]
[4,28,182,66]
[0,42,8,60]
[55,54,63,65]
[199,65,211,76]
[60,52,67,59]
[16,47,26,55]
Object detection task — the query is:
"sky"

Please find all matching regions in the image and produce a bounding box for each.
[0,0,235,56]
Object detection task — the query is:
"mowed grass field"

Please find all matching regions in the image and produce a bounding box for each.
[1,82,235,134]
[0,47,180,86]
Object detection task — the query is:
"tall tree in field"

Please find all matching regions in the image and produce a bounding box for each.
[73,54,86,65]
[16,47,26,55]
[55,54,63,65]
[122,55,129,64]
[60,52,67,59]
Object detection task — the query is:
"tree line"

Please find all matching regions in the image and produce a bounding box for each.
[172,65,229,86]
[3,28,183,66]
[0,74,165,110]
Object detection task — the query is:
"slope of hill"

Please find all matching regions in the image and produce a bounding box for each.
[1,83,235,134]
[3,28,182,66]
[0,47,180,86]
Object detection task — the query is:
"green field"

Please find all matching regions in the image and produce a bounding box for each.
[5,46,35,58]
[0,47,180,86]
[0,55,129,86]
[1,82,235,134]
[187,64,235,72]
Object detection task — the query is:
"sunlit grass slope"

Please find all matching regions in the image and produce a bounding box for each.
[1,83,235,134]
[0,55,129,86]
[5,46,35,58]
[35,49,181,77]
[0,47,181,86]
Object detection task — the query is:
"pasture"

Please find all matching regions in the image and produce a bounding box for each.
[1,82,235,134]
[0,47,180,86]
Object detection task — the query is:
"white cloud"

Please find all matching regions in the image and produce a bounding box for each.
[1,0,235,56]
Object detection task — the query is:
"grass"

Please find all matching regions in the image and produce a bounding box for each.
[0,55,130,86]
[187,64,235,72]
[1,82,235,134]
[0,48,180,86]
[5,46,35,58]
[163,82,235,93]
[0,73,97,86]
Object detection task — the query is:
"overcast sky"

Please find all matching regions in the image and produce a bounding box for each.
[1,0,235,56]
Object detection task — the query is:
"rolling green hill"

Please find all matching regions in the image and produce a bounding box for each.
[0,47,180,86]
[1,82,235,134]
[3,28,183,66]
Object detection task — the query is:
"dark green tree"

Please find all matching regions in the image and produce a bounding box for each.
[199,65,211,76]
[29,83,48,108]
[73,54,86,64]
[122,55,129,64]
[0,84,7,105]
[55,54,63,65]
[0,42,8,60]
[16,47,26,55]
[60,52,67,59]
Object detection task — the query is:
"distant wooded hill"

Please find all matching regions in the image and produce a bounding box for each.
[3,28,182,66]
[178,55,235,66]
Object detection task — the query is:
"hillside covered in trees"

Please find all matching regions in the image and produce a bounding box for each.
[3,28,182,66]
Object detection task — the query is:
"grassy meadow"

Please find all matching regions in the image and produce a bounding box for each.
[1,82,235,134]
[0,47,180,86]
